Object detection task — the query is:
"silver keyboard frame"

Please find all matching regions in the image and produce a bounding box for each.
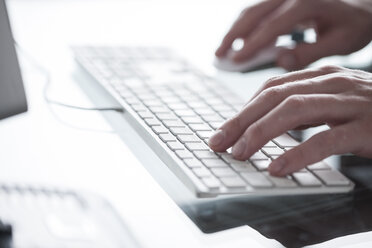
[73,47,354,198]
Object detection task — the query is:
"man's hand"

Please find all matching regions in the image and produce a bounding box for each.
[215,0,372,71]
[208,66,372,176]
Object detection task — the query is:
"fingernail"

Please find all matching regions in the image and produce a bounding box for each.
[209,129,225,147]
[279,53,297,70]
[232,138,246,158]
[269,158,285,174]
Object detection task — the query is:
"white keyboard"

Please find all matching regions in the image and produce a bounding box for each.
[73,46,354,197]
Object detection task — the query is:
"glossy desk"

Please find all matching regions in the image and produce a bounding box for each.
[2,0,372,247]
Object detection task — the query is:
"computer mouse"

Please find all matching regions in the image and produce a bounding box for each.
[213,44,281,72]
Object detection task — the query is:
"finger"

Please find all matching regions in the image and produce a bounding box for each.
[215,0,286,57]
[277,29,351,70]
[249,65,344,101]
[209,76,350,152]
[268,123,359,176]
[231,94,358,160]
[293,123,325,130]
[232,1,309,62]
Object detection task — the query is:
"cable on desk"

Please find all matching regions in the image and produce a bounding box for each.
[14,41,125,113]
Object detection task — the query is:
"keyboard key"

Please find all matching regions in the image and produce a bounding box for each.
[184,158,203,168]
[241,172,273,188]
[213,105,234,112]
[211,168,237,177]
[230,162,256,172]
[181,116,204,124]
[126,97,142,105]
[143,99,163,107]
[220,153,237,163]
[194,151,219,159]
[194,108,215,116]
[192,168,212,178]
[122,78,144,86]
[204,97,225,106]
[167,141,185,150]
[161,96,181,104]
[138,111,154,119]
[219,154,254,171]
[208,122,223,130]
[145,118,161,126]
[264,173,297,188]
[131,104,148,112]
[252,160,271,171]
[153,88,173,98]
[168,103,188,110]
[137,93,157,101]
[189,124,212,131]
[263,141,277,147]
[202,159,228,168]
[180,95,200,102]
[273,134,299,147]
[170,127,193,135]
[292,172,322,187]
[218,110,235,119]
[155,113,178,120]
[115,88,133,98]
[262,147,285,156]
[152,125,168,134]
[177,134,200,143]
[250,151,269,160]
[188,102,208,109]
[149,106,170,113]
[174,109,196,117]
[202,115,224,122]
[196,131,214,139]
[220,176,246,188]
[172,88,192,96]
[163,120,185,128]
[202,177,221,189]
[159,133,176,142]
[185,142,210,151]
[175,150,194,159]
[307,162,331,170]
[314,170,350,186]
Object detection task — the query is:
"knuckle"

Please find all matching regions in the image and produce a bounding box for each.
[261,86,284,101]
[264,76,282,89]
[283,95,306,110]
[227,116,242,131]
[326,72,359,88]
[329,73,349,82]
[319,65,343,74]
[249,121,265,141]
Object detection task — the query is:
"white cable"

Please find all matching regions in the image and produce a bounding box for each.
[14,41,124,113]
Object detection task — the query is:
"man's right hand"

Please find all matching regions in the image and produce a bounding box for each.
[215,0,372,71]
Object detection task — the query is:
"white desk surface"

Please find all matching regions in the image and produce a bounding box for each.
[2,0,372,247]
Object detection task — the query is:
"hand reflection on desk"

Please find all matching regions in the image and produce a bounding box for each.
[181,152,372,248]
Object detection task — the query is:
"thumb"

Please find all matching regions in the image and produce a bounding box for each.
[277,30,346,71]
